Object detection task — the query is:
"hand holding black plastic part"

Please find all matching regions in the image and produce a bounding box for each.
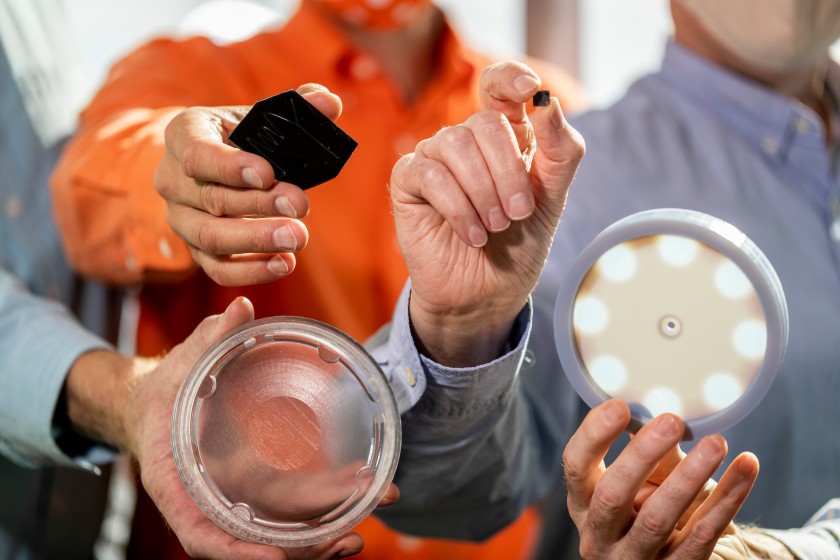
[154,84,342,286]
[388,61,585,367]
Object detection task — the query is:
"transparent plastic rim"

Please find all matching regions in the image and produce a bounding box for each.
[553,209,789,440]
[171,316,402,547]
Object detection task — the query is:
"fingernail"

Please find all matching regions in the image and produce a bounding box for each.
[242,167,263,188]
[697,435,722,460]
[655,415,680,438]
[468,225,488,247]
[508,193,534,220]
[274,195,297,217]
[273,225,297,250]
[267,255,289,275]
[515,74,540,96]
[337,549,361,559]
[603,400,624,425]
[488,207,510,231]
[549,98,564,129]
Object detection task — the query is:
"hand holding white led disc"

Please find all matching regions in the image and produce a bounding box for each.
[554,209,788,440]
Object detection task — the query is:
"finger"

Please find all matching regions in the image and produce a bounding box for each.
[179,524,288,560]
[168,204,308,255]
[415,124,509,233]
[390,153,488,248]
[165,107,277,189]
[528,96,586,220]
[585,414,685,549]
[463,110,534,222]
[286,532,364,560]
[296,83,343,123]
[625,435,728,555]
[478,61,541,151]
[562,400,630,516]
[192,251,297,286]
[377,483,400,508]
[156,160,310,218]
[189,296,256,350]
[667,452,759,559]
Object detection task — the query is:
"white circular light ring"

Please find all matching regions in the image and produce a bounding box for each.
[554,209,788,440]
[172,316,401,547]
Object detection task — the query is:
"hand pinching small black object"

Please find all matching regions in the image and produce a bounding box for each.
[533,90,550,107]
[229,90,358,190]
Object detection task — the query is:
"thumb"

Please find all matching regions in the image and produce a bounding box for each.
[528,96,585,219]
[296,83,343,123]
[184,297,255,358]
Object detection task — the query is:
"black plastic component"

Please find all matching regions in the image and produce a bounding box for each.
[533,90,550,107]
[229,90,358,190]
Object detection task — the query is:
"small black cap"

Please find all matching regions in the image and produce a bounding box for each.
[229,90,358,190]
[533,90,551,107]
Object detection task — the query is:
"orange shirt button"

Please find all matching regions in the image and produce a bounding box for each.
[159,238,174,259]
[350,54,380,81]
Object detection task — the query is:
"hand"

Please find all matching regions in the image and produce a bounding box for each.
[154,84,343,286]
[562,399,759,560]
[389,61,585,367]
[125,297,398,559]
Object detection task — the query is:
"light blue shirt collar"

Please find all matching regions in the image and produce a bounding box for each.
[659,41,840,202]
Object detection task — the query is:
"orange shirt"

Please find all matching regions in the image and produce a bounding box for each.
[51,3,586,559]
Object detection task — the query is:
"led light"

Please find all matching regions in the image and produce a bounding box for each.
[589,355,628,393]
[657,234,699,267]
[643,387,683,417]
[597,244,638,282]
[733,320,767,359]
[703,372,744,411]
[715,260,752,299]
[573,296,609,335]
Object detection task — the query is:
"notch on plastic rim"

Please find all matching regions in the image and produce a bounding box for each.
[554,209,788,440]
[171,316,401,547]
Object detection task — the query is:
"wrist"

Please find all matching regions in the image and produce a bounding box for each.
[64,350,156,454]
[408,293,526,367]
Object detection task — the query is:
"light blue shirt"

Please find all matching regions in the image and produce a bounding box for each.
[544,41,840,531]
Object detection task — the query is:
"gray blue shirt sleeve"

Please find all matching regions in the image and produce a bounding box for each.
[0,268,113,471]
[368,281,579,540]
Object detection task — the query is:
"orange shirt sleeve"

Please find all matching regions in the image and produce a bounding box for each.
[50,37,246,285]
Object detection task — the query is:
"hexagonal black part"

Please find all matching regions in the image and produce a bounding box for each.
[229,90,358,190]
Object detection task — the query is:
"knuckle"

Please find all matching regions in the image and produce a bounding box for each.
[194,220,220,254]
[561,449,584,484]
[180,143,200,179]
[636,510,672,538]
[418,160,448,187]
[200,186,226,217]
[591,483,625,515]
[153,162,170,196]
[578,534,601,560]
[688,519,719,546]
[440,124,473,146]
[467,110,505,131]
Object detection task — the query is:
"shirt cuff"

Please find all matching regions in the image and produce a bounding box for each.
[762,524,840,560]
[368,280,532,420]
[0,294,116,471]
